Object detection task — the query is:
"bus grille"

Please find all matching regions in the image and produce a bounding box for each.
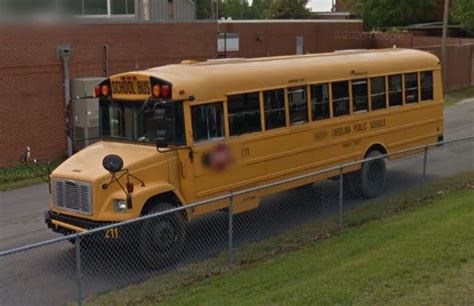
[54,179,92,215]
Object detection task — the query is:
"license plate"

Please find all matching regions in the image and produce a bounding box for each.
[104,227,120,239]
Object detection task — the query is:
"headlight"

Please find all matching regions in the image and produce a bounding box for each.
[113,199,128,212]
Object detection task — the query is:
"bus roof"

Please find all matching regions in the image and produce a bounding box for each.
[113,48,440,102]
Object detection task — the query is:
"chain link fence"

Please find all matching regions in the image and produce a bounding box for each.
[1,136,473,306]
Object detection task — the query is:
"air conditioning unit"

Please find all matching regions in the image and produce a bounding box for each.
[70,77,104,151]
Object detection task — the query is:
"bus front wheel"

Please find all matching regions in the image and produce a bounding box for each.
[139,202,186,268]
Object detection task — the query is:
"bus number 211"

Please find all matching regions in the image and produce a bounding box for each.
[105,227,120,239]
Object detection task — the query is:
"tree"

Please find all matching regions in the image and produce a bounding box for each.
[219,0,250,20]
[246,0,273,19]
[196,0,212,19]
[269,0,311,19]
[452,0,474,36]
[343,0,438,30]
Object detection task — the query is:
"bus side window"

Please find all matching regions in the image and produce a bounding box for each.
[227,92,262,136]
[388,75,403,107]
[421,71,434,101]
[288,87,308,125]
[311,83,330,121]
[405,73,419,104]
[264,89,286,130]
[332,81,350,117]
[191,102,225,143]
[352,79,368,113]
[371,76,387,110]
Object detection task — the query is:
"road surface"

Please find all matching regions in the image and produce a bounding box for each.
[1,100,473,306]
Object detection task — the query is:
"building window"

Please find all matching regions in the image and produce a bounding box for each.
[332,81,350,117]
[218,33,240,52]
[167,0,174,19]
[227,93,261,136]
[405,73,419,104]
[111,0,135,15]
[371,77,387,110]
[310,83,330,121]
[352,79,368,113]
[264,89,286,130]
[288,87,308,125]
[388,75,403,107]
[191,102,225,143]
[421,71,434,101]
[65,0,135,16]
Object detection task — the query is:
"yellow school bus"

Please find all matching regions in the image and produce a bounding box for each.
[45,48,443,264]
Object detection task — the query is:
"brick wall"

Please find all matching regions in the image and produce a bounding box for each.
[0,23,218,167]
[220,21,367,57]
[0,20,366,168]
[368,32,474,91]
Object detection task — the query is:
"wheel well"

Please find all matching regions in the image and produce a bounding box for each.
[365,144,387,158]
[141,191,183,215]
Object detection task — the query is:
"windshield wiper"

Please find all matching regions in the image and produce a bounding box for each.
[139,98,155,114]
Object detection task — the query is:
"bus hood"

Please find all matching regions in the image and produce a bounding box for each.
[51,141,163,182]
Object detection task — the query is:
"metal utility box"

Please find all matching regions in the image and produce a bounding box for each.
[70,77,103,151]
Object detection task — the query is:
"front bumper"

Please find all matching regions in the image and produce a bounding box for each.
[45,210,111,235]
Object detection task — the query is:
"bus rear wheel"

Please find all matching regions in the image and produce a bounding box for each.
[360,150,386,198]
[346,150,386,199]
[139,202,186,268]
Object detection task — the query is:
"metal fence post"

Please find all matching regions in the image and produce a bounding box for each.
[421,146,429,197]
[338,165,344,229]
[228,193,234,267]
[75,236,83,306]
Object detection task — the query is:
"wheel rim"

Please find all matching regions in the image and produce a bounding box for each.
[152,218,178,252]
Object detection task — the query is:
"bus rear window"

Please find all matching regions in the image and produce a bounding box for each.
[388,75,403,107]
[405,73,419,104]
[288,87,308,125]
[227,92,261,136]
[371,77,387,110]
[311,83,330,121]
[421,71,434,101]
[352,79,368,113]
[264,89,286,130]
[332,81,350,117]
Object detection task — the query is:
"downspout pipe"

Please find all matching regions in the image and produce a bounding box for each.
[104,45,109,77]
[58,44,73,157]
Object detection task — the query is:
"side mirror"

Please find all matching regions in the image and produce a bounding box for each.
[102,154,124,173]
[156,130,169,149]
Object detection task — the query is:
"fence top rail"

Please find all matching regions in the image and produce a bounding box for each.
[1,135,473,257]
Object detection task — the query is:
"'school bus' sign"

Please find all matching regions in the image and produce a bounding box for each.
[110,75,151,100]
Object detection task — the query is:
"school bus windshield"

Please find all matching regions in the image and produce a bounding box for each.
[99,99,186,145]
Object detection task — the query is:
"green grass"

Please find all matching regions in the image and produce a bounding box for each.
[84,173,474,306]
[0,161,59,192]
[445,85,474,106]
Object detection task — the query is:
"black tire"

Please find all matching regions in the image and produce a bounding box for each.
[343,172,360,198]
[360,150,386,198]
[344,150,386,199]
[139,202,186,268]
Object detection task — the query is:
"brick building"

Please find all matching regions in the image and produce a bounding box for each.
[0,19,366,167]
[0,0,197,21]
[335,0,450,22]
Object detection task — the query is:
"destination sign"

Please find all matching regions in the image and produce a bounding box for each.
[110,75,151,100]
